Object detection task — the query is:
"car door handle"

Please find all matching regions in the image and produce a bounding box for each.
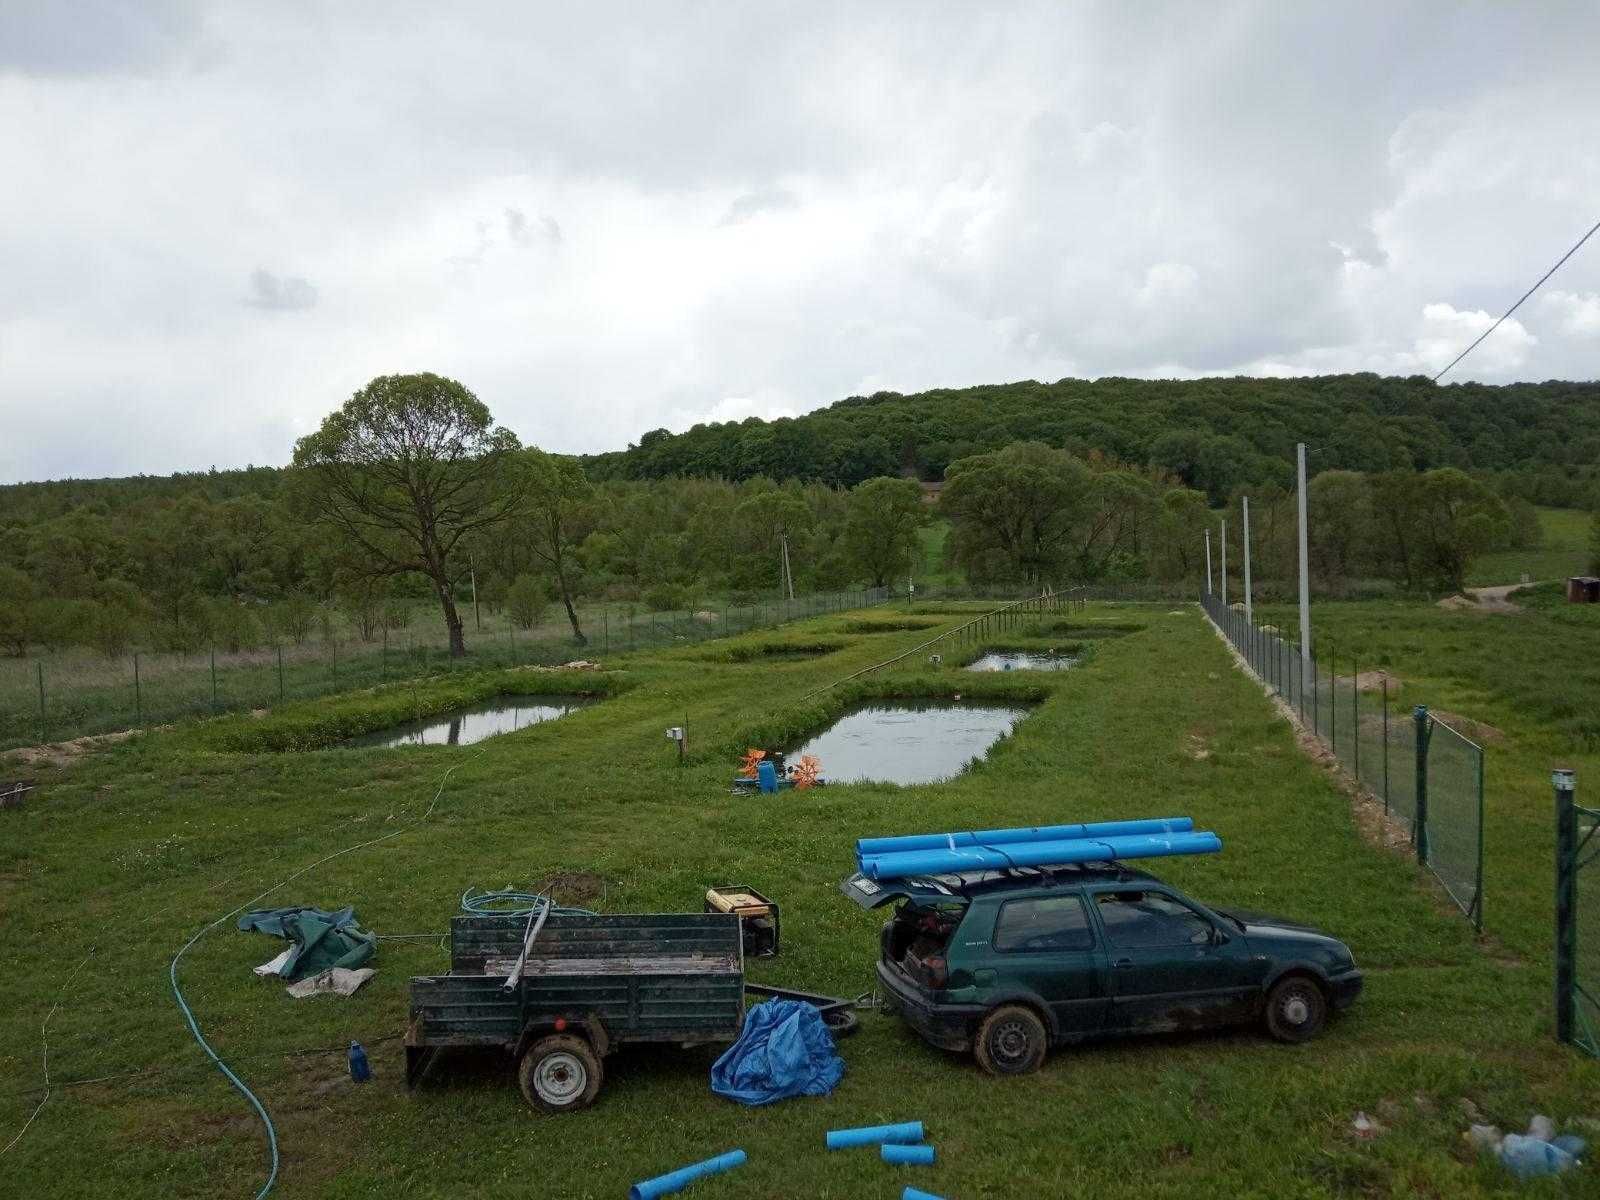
[1113,958,1134,969]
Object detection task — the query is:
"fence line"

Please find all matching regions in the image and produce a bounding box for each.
[1200,591,1485,931]
[1555,771,1600,1057]
[0,587,892,750]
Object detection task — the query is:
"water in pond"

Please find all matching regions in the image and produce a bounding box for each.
[344,695,595,748]
[967,651,1077,672]
[791,701,1031,785]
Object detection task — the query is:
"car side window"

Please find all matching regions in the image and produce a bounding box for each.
[992,895,1095,953]
[1094,891,1213,949]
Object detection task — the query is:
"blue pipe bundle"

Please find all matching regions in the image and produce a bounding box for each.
[628,1149,746,1200]
[857,817,1192,863]
[860,827,1221,881]
[825,1121,925,1149]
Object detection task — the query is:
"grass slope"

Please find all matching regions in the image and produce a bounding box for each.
[1467,507,1593,588]
[1,602,1595,1198]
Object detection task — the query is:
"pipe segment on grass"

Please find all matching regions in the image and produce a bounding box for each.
[824,1121,925,1149]
[902,1189,949,1200]
[881,1143,936,1165]
[628,1149,746,1200]
[856,817,1193,862]
[861,831,1222,881]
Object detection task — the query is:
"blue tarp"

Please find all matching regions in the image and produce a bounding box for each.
[711,1000,845,1106]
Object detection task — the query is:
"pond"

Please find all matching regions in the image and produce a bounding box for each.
[344,695,597,748]
[966,651,1078,672]
[790,700,1032,786]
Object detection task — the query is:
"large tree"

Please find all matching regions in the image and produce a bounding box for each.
[940,442,1094,585]
[520,449,593,644]
[842,476,928,588]
[292,373,524,656]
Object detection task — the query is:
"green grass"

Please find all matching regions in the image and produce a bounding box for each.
[1467,507,1593,587]
[2,602,1596,1198]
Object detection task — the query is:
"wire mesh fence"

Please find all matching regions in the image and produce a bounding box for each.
[1556,777,1600,1057]
[0,587,891,750]
[1201,590,1485,930]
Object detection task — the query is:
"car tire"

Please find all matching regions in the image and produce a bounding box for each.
[974,1004,1048,1076]
[518,1034,603,1113]
[1264,975,1328,1043]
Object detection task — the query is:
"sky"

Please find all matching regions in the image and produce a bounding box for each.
[2,1,1599,484]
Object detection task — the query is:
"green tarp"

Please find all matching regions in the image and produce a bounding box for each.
[238,905,376,981]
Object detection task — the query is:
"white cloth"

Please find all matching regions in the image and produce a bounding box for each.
[285,967,376,999]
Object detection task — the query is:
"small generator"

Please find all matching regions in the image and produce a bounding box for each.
[704,884,780,958]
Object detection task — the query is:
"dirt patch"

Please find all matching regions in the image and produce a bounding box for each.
[1184,733,1212,761]
[1429,710,1506,745]
[3,729,141,770]
[1354,671,1401,694]
[1436,594,1477,612]
[535,870,606,906]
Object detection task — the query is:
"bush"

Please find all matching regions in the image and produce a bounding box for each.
[207,600,262,653]
[269,593,317,645]
[506,574,550,630]
[642,581,695,612]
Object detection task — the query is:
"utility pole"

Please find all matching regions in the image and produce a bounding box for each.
[470,555,481,632]
[1204,529,1213,594]
[779,532,796,601]
[1220,518,1228,608]
[1296,442,1312,663]
[1242,496,1253,624]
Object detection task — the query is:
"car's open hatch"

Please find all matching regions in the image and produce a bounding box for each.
[839,871,970,910]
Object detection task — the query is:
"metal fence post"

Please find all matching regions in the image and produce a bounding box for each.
[210,648,218,711]
[37,661,47,743]
[1352,658,1359,782]
[1414,706,1432,862]
[1555,768,1577,1045]
[1475,749,1486,932]
[1381,677,1390,814]
[1331,662,1338,754]
[277,644,285,703]
[133,653,142,728]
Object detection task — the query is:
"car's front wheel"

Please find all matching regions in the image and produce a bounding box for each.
[974,1004,1048,1076]
[1264,975,1327,1043]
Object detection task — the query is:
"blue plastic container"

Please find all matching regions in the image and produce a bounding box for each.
[856,817,1193,860]
[825,1121,924,1149]
[757,761,778,793]
[881,1143,935,1165]
[629,1149,747,1200]
[347,1040,371,1083]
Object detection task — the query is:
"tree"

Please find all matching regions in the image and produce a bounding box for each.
[505,573,549,630]
[1591,509,1600,575]
[1410,469,1509,592]
[1307,471,1373,585]
[842,477,927,588]
[940,442,1094,584]
[520,449,593,644]
[291,373,526,656]
[0,567,37,655]
[734,490,813,595]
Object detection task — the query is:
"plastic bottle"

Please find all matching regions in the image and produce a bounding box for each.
[348,1040,371,1083]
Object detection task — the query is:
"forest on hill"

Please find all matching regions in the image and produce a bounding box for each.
[1,371,1595,663]
[585,374,1600,507]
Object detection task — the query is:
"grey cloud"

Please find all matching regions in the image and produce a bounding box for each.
[245,269,317,312]
[0,0,205,76]
[718,188,800,226]
[506,208,561,247]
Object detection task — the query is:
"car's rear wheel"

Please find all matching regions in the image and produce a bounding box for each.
[974,1004,1048,1076]
[1264,975,1327,1043]
[518,1034,603,1113]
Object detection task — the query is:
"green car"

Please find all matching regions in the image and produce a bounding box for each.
[843,864,1363,1075]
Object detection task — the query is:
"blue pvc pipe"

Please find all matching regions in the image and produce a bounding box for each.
[862,831,1222,881]
[825,1121,925,1149]
[857,817,1192,860]
[629,1149,747,1200]
[881,1143,936,1165]
[903,1189,949,1200]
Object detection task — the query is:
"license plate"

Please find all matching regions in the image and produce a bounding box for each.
[852,876,880,895]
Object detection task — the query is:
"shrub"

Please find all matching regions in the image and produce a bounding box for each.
[506,574,550,630]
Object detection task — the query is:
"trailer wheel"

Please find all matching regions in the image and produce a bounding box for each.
[518,1035,603,1113]
[822,1008,859,1038]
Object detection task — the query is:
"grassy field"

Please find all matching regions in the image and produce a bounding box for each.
[1467,507,1593,588]
[2,599,1597,1198]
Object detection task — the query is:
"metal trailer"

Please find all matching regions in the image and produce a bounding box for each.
[406,911,745,1113]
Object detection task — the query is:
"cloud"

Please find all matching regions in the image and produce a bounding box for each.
[1541,289,1600,338]
[718,188,800,226]
[506,207,561,248]
[4,3,1600,483]
[245,269,317,312]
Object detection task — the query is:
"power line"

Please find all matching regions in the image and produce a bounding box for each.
[1433,216,1600,382]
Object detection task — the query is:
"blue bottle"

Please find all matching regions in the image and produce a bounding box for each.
[756,760,779,793]
[348,1040,371,1083]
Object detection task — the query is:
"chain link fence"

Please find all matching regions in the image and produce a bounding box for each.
[0,587,890,751]
[1201,591,1485,930]
[1556,774,1600,1057]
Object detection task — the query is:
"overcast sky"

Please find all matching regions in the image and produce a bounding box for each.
[2,2,1598,484]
